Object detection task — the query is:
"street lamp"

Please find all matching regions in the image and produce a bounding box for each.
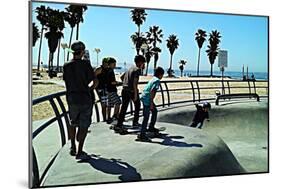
[94,48,101,66]
[61,43,68,63]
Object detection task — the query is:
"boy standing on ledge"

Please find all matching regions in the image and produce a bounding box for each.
[114,55,146,134]
[138,67,164,141]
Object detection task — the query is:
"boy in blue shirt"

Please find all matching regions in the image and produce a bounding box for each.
[138,67,165,142]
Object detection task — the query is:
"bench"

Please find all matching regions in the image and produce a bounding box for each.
[215,93,260,105]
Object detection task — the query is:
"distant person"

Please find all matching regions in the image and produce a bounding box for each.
[95,58,110,122]
[106,57,122,124]
[251,73,256,81]
[114,55,146,134]
[63,41,94,159]
[138,67,164,141]
[189,102,211,129]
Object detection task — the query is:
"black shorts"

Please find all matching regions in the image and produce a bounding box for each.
[68,104,93,129]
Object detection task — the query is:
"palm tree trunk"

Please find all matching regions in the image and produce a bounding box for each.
[181,70,183,77]
[48,52,51,76]
[76,22,80,40]
[154,50,158,72]
[145,62,149,76]
[37,26,44,74]
[56,38,61,72]
[67,27,74,61]
[210,63,213,77]
[169,54,173,77]
[197,48,201,76]
[137,25,140,55]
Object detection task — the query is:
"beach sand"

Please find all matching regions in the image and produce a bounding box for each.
[32,72,268,121]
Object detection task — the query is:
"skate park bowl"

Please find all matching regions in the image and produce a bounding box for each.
[31,79,268,187]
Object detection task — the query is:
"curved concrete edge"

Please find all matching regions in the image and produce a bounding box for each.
[42,122,245,187]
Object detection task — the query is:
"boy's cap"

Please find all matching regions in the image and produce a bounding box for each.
[203,102,211,109]
[67,41,86,53]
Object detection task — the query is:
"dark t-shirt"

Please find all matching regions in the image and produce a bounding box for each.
[96,67,109,90]
[192,104,209,123]
[107,69,117,92]
[63,59,94,105]
[122,65,141,91]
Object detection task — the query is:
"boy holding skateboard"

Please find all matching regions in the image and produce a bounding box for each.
[137,67,165,142]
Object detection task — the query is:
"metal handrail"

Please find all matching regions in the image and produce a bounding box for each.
[31,79,268,187]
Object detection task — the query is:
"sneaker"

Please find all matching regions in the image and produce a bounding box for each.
[76,151,90,160]
[137,134,151,142]
[106,118,113,124]
[118,128,129,135]
[69,147,76,156]
[132,122,141,127]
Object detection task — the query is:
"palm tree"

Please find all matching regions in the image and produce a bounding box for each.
[130,32,147,55]
[32,23,40,47]
[195,29,207,76]
[45,8,65,78]
[178,59,187,77]
[166,34,179,77]
[73,5,87,40]
[64,4,87,60]
[35,5,48,75]
[146,25,163,71]
[206,30,221,77]
[130,8,147,55]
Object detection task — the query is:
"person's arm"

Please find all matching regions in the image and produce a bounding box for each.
[120,72,125,81]
[149,80,160,109]
[86,64,94,88]
[133,76,139,102]
[150,89,157,110]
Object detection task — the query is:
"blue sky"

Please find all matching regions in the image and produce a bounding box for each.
[32,1,268,73]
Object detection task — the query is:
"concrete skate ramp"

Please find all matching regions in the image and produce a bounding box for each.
[42,122,244,187]
[157,100,269,172]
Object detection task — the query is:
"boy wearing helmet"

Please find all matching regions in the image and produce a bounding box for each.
[189,102,211,129]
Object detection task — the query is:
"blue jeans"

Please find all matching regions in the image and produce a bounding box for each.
[140,103,157,136]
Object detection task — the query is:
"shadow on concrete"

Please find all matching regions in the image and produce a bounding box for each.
[77,155,142,181]
[151,135,203,148]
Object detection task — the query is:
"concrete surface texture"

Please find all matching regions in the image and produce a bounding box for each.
[33,99,268,187]
[42,122,245,187]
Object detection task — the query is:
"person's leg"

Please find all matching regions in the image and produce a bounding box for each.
[68,104,79,155]
[133,95,140,125]
[148,104,158,129]
[77,127,88,154]
[112,92,121,119]
[76,104,92,156]
[113,104,120,118]
[69,126,76,152]
[101,104,107,121]
[107,106,112,120]
[197,122,203,129]
[140,105,150,136]
[116,90,130,127]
